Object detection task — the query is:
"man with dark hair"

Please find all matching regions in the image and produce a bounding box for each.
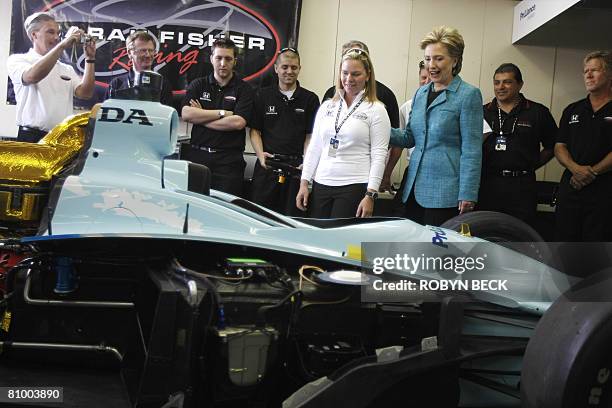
[181,38,255,196]
[249,47,320,214]
[554,51,612,241]
[7,12,96,142]
[104,31,173,107]
[322,40,399,128]
[478,63,557,225]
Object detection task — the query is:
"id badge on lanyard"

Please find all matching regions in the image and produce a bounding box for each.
[495,106,517,151]
[495,134,507,151]
[329,96,365,158]
[328,137,339,157]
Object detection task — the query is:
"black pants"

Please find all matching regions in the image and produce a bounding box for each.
[394,190,458,226]
[478,173,537,226]
[555,181,612,242]
[17,126,47,143]
[310,182,367,219]
[180,144,245,197]
[250,162,301,216]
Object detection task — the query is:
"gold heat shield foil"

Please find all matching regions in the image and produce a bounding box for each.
[0,190,47,222]
[0,112,91,222]
[0,112,90,184]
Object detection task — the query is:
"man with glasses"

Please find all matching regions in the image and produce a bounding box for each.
[249,47,320,214]
[7,12,96,142]
[104,31,173,107]
[181,38,255,197]
[478,63,557,225]
[322,40,399,128]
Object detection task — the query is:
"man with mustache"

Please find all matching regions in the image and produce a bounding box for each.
[478,63,557,226]
[104,31,173,107]
[7,12,96,142]
[249,47,320,215]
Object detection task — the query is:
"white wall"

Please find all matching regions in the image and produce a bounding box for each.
[0,0,597,184]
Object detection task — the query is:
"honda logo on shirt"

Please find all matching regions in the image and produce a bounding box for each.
[266,105,277,115]
[569,114,579,124]
[201,92,211,102]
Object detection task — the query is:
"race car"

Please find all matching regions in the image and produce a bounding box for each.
[0,79,610,408]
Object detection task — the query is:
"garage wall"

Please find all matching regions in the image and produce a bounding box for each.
[0,0,597,184]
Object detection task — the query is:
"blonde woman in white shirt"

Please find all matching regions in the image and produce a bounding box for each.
[296,49,390,218]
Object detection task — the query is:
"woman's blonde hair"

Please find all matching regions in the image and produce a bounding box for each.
[420,26,465,76]
[333,48,378,102]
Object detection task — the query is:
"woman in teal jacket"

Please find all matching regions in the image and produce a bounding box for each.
[391,26,483,226]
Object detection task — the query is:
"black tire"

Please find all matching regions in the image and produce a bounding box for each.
[521,269,612,408]
[440,211,544,243]
[440,211,552,265]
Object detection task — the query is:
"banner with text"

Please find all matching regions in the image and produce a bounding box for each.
[8,0,302,105]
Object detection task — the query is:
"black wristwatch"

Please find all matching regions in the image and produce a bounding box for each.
[365,191,378,200]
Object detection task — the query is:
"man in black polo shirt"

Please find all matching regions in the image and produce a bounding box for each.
[478,63,557,225]
[322,40,399,128]
[249,48,320,215]
[181,38,254,196]
[554,51,612,242]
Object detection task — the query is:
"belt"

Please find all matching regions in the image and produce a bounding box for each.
[19,125,47,134]
[498,170,529,177]
[190,144,223,153]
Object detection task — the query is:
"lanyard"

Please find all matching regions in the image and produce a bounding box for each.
[334,95,365,138]
[497,107,517,136]
[127,71,139,88]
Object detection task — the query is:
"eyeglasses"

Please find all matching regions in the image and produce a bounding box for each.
[278,47,299,56]
[133,48,155,55]
[343,47,368,57]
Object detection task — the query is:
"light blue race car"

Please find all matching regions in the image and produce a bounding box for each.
[0,89,610,408]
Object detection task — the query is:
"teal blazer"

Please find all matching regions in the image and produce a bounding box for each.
[391,75,483,208]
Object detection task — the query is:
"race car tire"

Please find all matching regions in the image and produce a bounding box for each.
[521,269,612,408]
[440,211,551,264]
[440,211,543,243]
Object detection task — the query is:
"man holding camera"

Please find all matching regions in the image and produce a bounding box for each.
[7,12,96,142]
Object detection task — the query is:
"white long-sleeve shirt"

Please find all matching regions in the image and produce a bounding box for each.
[301,90,390,191]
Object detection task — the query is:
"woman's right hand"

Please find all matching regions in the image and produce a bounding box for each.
[296,181,310,211]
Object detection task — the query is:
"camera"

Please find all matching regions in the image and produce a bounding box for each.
[80,34,93,44]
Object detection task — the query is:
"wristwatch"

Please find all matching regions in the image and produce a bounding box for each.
[218,109,226,118]
[365,191,378,200]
